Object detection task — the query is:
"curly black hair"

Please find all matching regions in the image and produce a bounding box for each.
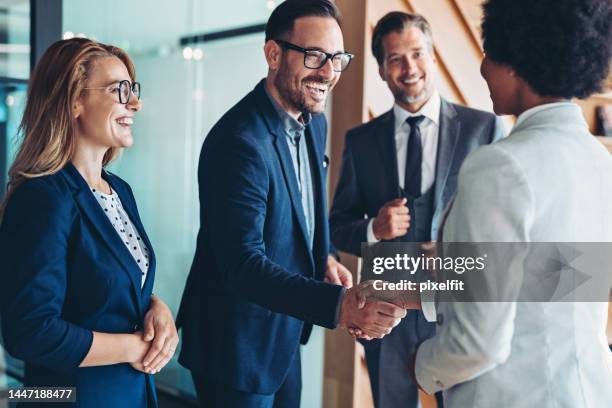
[481,0,612,99]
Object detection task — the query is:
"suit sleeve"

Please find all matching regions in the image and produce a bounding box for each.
[329,131,370,256]
[414,144,534,394]
[0,181,94,372]
[204,137,343,329]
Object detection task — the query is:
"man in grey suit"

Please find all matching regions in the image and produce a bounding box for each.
[329,12,505,408]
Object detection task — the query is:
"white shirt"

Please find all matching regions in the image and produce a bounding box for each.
[367,91,442,242]
[91,187,150,287]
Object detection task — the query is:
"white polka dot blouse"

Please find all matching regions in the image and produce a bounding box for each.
[91,187,149,287]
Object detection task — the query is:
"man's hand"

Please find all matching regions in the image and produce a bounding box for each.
[372,198,410,240]
[141,296,180,374]
[338,281,406,340]
[345,280,420,338]
[325,255,353,288]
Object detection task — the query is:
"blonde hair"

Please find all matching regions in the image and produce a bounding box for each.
[1,38,136,217]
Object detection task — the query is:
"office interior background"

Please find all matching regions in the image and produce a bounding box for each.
[0,1,610,407]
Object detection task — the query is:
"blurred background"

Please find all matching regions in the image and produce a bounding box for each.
[0,1,610,407]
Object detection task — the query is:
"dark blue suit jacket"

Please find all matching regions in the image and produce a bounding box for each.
[0,163,157,407]
[176,80,343,394]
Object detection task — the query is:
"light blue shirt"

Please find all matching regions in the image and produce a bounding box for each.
[264,87,315,249]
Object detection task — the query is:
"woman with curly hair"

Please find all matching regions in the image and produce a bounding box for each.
[411,0,612,406]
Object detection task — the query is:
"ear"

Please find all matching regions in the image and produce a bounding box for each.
[72,98,83,119]
[264,40,282,71]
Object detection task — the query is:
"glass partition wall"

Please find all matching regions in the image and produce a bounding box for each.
[0,0,30,396]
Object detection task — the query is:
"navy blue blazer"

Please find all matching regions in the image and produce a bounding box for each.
[330,101,505,255]
[0,163,157,407]
[176,80,343,394]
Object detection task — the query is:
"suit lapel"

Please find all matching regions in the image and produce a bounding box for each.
[255,81,312,257]
[437,194,456,242]
[104,172,156,300]
[306,119,327,265]
[434,100,461,210]
[63,163,143,317]
[273,134,312,252]
[376,110,402,197]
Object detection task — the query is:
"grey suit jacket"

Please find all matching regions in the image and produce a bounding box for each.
[330,99,505,255]
[416,103,612,407]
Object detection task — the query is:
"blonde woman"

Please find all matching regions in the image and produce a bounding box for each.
[0,38,178,407]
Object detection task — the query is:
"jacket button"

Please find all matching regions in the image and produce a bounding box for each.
[133,324,139,330]
[436,313,444,326]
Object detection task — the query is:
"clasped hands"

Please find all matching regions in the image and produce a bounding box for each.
[129,295,179,374]
[339,280,421,340]
[325,255,420,340]
[342,241,438,339]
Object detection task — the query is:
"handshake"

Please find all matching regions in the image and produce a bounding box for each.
[337,280,421,340]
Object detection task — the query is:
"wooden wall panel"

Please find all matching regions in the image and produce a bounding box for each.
[409,0,492,110]
[608,302,612,345]
[325,1,367,406]
[576,92,612,136]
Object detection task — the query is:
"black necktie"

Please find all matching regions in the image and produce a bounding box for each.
[293,134,302,187]
[404,115,425,198]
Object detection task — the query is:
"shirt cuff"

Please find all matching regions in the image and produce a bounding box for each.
[421,290,437,322]
[366,219,380,243]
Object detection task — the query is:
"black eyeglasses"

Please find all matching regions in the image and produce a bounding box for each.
[84,80,141,104]
[275,40,354,72]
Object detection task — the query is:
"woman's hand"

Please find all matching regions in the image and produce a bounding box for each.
[127,332,151,373]
[140,295,179,374]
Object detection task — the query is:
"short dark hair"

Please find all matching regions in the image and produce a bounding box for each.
[371,12,434,66]
[265,0,341,42]
[481,0,612,99]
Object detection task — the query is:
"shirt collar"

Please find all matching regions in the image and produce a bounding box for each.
[393,90,441,132]
[513,101,574,130]
[264,83,311,138]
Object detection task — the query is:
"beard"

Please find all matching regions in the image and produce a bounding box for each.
[393,85,430,106]
[390,72,434,107]
[274,58,331,115]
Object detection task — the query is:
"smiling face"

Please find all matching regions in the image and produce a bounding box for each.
[379,27,437,112]
[74,56,141,150]
[267,16,344,117]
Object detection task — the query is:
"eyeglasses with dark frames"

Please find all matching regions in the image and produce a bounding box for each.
[84,80,141,104]
[274,40,354,72]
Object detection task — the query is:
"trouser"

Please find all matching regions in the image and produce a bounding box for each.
[361,310,444,408]
[191,350,301,408]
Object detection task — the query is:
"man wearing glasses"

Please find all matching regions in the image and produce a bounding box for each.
[176,1,407,407]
